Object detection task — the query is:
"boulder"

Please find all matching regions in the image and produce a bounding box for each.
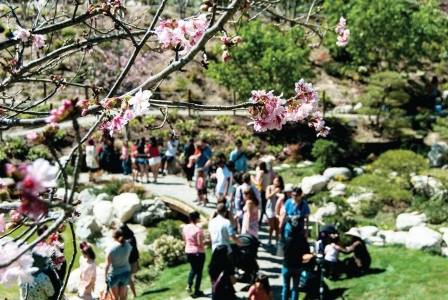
[378,230,409,246]
[95,192,111,202]
[313,202,337,221]
[112,193,141,222]
[405,226,442,252]
[328,182,346,198]
[301,175,329,195]
[323,167,352,180]
[78,188,96,204]
[296,160,314,168]
[358,226,379,240]
[352,102,363,111]
[332,104,353,114]
[396,212,427,231]
[347,192,374,207]
[93,200,114,226]
[410,175,444,197]
[330,190,346,198]
[442,247,448,257]
[135,199,170,226]
[353,167,364,176]
[428,142,448,167]
[55,188,78,202]
[75,216,101,239]
[366,235,385,247]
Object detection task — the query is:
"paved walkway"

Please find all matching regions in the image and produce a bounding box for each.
[95,173,284,299]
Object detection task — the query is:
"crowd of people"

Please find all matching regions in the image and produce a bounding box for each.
[78,136,373,300]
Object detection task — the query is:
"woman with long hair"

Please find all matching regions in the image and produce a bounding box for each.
[105,229,132,300]
[253,161,271,225]
[209,245,236,300]
[79,242,96,300]
[242,186,259,238]
[136,138,149,183]
[265,175,284,245]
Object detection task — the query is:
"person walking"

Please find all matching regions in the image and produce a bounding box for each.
[234,173,261,233]
[254,161,271,225]
[209,245,237,300]
[265,175,284,245]
[229,139,248,173]
[147,137,162,183]
[241,186,259,238]
[119,223,140,298]
[183,138,196,186]
[195,168,208,206]
[120,141,132,176]
[215,154,232,203]
[136,138,149,183]
[79,242,96,300]
[105,229,132,300]
[183,211,206,298]
[208,203,239,253]
[85,139,99,181]
[161,134,179,175]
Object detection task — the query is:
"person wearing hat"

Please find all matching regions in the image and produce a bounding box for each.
[275,183,293,227]
[343,228,371,277]
[229,139,248,173]
[183,211,205,298]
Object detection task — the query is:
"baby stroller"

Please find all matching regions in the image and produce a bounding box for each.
[299,254,328,300]
[231,234,260,283]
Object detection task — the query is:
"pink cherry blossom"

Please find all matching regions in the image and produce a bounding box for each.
[13,26,31,43]
[17,159,58,196]
[129,89,151,116]
[32,34,46,49]
[26,132,39,142]
[46,99,73,124]
[102,110,134,136]
[0,214,5,233]
[248,90,287,132]
[286,79,319,122]
[222,50,231,62]
[156,15,208,55]
[0,240,37,286]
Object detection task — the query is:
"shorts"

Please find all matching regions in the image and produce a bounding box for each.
[197,188,207,196]
[137,157,148,165]
[149,156,161,166]
[108,271,131,288]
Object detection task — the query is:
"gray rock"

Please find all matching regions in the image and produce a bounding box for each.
[93,200,114,226]
[75,216,101,239]
[323,167,352,180]
[313,202,337,221]
[410,175,444,197]
[379,230,409,246]
[366,235,385,247]
[78,188,96,203]
[353,167,364,176]
[396,212,427,231]
[428,142,448,167]
[405,226,442,252]
[358,226,379,240]
[95,193,111,202]
[134,199,170,226]
[301,175,329,195]
[112,193,141,222]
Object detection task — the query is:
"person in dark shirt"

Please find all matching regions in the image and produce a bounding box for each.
[344,228,371,277]
[120,223,140,298]
[281,234,309,300]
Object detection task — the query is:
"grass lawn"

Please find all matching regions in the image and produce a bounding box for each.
[325,246,448,300]
[135,248,212,300]
[277,164,320,185]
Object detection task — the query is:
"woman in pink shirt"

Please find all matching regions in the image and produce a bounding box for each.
[182,211,205,298]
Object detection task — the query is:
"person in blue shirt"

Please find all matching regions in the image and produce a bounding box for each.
[281,187,310,239]
[195,139,213,171]
[229,139,248,173]
[279,187,310,300]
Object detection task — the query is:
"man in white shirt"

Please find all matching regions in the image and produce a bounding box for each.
[161,134,179,175]
[209,203,239,252]
[215,154,232,202]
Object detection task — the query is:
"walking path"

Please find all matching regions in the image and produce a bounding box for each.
[99,173,284,299]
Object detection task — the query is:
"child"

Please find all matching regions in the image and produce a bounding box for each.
[324,233,346,279]
[248,274,273,300]
[195,168,208,206]
[79,242,97,300]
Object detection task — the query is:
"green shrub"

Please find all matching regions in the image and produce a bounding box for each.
[311,139,342,171]
[118,182,146,199]
[413,193,448,225]
[348,174,412,211]
[214,115,233,130]
[135,266,159,283]
[3,137,30,160]
[370,150,428,178]
[153,235,186,268]
[139,250,156,268]
[92,179,123,197]
[145,219,183,245]
[26,145,52,161]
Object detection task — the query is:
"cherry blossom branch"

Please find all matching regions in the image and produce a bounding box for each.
[0,213,65,268]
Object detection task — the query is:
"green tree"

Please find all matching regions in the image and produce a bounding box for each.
[360,71,411,137]
[323,0,448,70]
[207,20,313,99]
